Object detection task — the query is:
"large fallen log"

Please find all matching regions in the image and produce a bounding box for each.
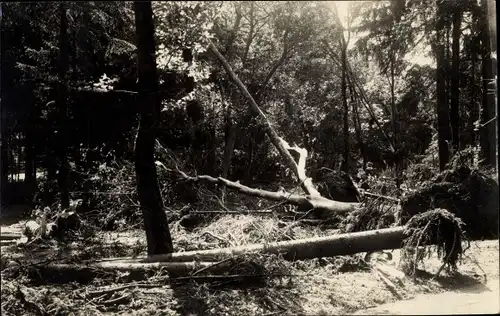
[146,226,406,262]
[0,232,23,241]
[162,166,358,213]
[28,210,465,284]
[94,227,405,266]
[25,261,235,284]
[29,227,404,284]
[98,210,463,265]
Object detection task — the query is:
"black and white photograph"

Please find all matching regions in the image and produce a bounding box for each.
[0,1,498,315]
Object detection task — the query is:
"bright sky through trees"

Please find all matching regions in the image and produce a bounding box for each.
[333,0,433,66]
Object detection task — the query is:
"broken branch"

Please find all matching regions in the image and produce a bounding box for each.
[164,167,357,213]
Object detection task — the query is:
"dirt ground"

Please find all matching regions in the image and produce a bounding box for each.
[1,206,499,316]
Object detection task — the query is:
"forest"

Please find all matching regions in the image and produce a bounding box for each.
[0,1,498,315]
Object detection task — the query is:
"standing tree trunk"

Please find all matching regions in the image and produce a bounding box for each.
[222,107,236,179]
[349,82,365,170]
[469,4,480,167]
[341,38,350,173]
[436,0,451,171]
[220,3,242,199]
[24,109,36,198]
[450,7,462,153]
[56,3,70,209]
[133,1,173,255]
[389,51,400,189]
[480,0,498,170]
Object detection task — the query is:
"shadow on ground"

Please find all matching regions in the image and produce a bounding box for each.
[0,204,30,227]
[170,277,306,315]
[414,269,490,293]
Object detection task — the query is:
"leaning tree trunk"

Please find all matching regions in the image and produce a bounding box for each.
[56,3,70,209]
[133,1,173,255]
[450,7,462,153]
[208,41,321,197]
[435,1,451,171]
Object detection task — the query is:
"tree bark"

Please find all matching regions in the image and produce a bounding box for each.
[105,227,406,264]
[450,7,462,153]
[435,1,451,171]
[480,0,498,170]
[133,1,173,255]
[57,3,70,209]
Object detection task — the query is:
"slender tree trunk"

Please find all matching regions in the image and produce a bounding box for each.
[436,0,451,171]
[468,4,480,166]
[389,52,400,189]
[245,17,292,183]
[470,41,479,166]
[242,1,255,67]
[350,86,365,170]
[57,3,70,209]
[24,118,36,197]
[341,40,349,173]
[480,0,498,170]
[0,116,8,206]
[450,8,462,153]
[220,4,242,196]
[209,41,322,196]
[222,108,236,179]
[207,105,217,176]
[133,1,173,255]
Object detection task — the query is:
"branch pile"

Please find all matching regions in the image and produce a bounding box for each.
[401,166,499,239]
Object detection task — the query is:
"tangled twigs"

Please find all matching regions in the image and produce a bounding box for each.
[413,219,432,279]
[402,208,468,277]
[100,293,133,306]
[192,258,234,276]
[85,282,163,298]
[432,231,457,281]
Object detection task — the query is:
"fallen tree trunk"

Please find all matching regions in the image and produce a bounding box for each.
[95,227,405,266]
[163,166,358,213]
[27,261,234,284]
[0,233,22,241]
[147,226,405,262]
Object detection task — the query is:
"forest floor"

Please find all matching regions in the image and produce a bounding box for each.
[1,204,499,316]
